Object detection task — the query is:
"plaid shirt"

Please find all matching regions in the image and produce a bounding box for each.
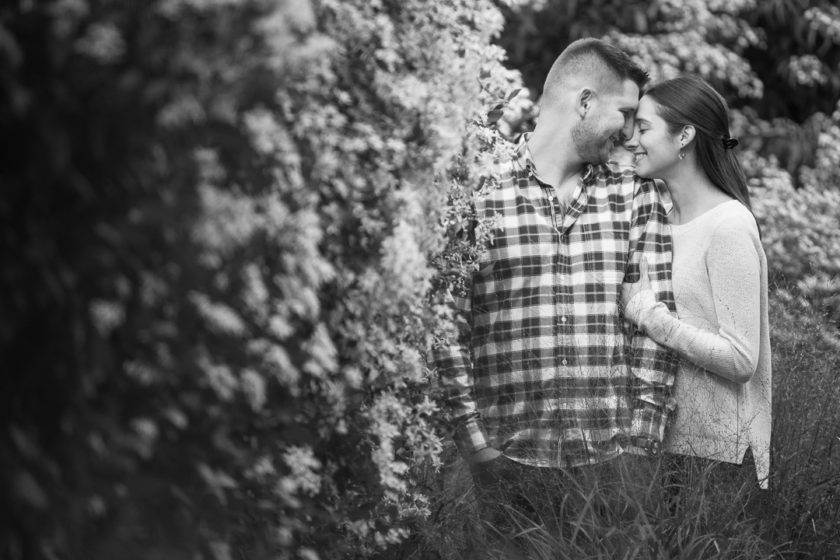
[436,139,679,468]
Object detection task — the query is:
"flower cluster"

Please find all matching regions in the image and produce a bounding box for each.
[785,54,829,86]
[805,4,840,44]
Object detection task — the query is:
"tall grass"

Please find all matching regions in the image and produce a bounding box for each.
[380,291,840,559]
[763,291,840,559]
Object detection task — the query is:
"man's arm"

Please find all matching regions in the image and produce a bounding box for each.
[434,282,496,462]
[624,178,679,453]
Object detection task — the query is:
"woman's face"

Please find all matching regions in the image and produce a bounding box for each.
[629,95,683,179]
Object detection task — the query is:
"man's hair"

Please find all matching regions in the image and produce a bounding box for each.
[542,38,649,104]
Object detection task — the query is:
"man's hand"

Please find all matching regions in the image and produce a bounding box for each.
[471,447,502,465]
[469,448,515,490]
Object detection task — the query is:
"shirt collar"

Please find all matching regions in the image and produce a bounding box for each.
[515,133,596,187]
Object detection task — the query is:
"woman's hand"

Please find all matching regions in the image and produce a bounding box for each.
[622,257,658,329]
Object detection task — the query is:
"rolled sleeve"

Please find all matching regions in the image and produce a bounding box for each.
[433,285,490,457]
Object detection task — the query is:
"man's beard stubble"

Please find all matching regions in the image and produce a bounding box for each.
[571,118,613,165]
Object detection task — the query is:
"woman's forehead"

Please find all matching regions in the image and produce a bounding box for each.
[636,96,659,119]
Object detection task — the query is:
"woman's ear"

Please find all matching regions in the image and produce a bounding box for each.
[680,125,696,147]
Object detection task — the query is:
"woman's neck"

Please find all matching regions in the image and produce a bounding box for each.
[665,165,731,225]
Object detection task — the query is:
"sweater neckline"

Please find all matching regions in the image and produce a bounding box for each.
[669,199,741,233]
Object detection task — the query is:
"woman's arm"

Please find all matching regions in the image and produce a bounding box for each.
[623,224,762,384]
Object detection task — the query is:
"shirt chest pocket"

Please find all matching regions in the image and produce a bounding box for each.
[474,225,556,306]
[579,237,626,308]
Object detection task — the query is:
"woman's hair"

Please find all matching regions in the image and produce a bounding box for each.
[644,74,752,211]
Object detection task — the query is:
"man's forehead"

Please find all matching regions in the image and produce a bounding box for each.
[617,79,640,103]
[599,78,640,106]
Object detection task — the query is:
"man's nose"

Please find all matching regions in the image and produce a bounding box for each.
[623,126,640,151]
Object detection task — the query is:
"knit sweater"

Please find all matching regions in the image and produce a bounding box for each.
[625,199,772,488]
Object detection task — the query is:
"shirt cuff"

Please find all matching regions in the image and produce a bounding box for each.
[452,415,490,458]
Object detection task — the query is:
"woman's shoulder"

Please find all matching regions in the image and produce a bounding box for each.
[711,200,758,229]
[707,200,761,248]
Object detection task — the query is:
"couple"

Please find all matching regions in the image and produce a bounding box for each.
[435,38,771,538]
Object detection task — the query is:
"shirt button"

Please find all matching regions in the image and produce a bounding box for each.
[562,359,568,366]
[561,316,567,323]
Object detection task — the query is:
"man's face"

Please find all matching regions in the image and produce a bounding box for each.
[572,79,640,164]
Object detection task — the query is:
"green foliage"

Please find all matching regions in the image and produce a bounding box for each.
[497,0,765,100]
[1,0,521,558]
[747,153,840,323]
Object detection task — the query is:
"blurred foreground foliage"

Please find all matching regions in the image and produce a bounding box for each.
[2,0,840,559]
[0,0,519,558]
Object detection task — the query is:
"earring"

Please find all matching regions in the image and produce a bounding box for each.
[678,148,686,160]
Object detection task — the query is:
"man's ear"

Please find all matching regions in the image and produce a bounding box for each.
[577,88,594,118]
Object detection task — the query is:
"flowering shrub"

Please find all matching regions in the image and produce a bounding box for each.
[783,54,829,86]
[607,0,764,96]
[747,157,840,322]
[0,0,521,558]
[804,4,840,45]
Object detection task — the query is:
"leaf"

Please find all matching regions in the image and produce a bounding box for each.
[12,471,49,510]
[487,109,504,124]
[196,462,238,505]
[9,426,42,461]
[298,548,320,560]
[209,541,233,560]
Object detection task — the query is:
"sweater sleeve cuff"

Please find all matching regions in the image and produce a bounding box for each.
[642,302,680,345]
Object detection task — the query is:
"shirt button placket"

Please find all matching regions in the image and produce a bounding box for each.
[557,246,569,371]
[553,223,566,466]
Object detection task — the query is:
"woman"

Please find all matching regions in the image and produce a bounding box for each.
[621,75,771,489]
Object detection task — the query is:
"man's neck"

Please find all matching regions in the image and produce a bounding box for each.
[527,126,586,189]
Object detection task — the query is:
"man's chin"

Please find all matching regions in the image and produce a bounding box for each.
[580,148,611,165]
[596,146,614,165]
[576,141,615,165]
[607,147,635,167]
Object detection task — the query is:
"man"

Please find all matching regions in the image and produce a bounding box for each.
[435,38,679,542]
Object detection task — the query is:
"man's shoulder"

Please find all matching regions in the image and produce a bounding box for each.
[590,162,661,196]
[476,156,529,198]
